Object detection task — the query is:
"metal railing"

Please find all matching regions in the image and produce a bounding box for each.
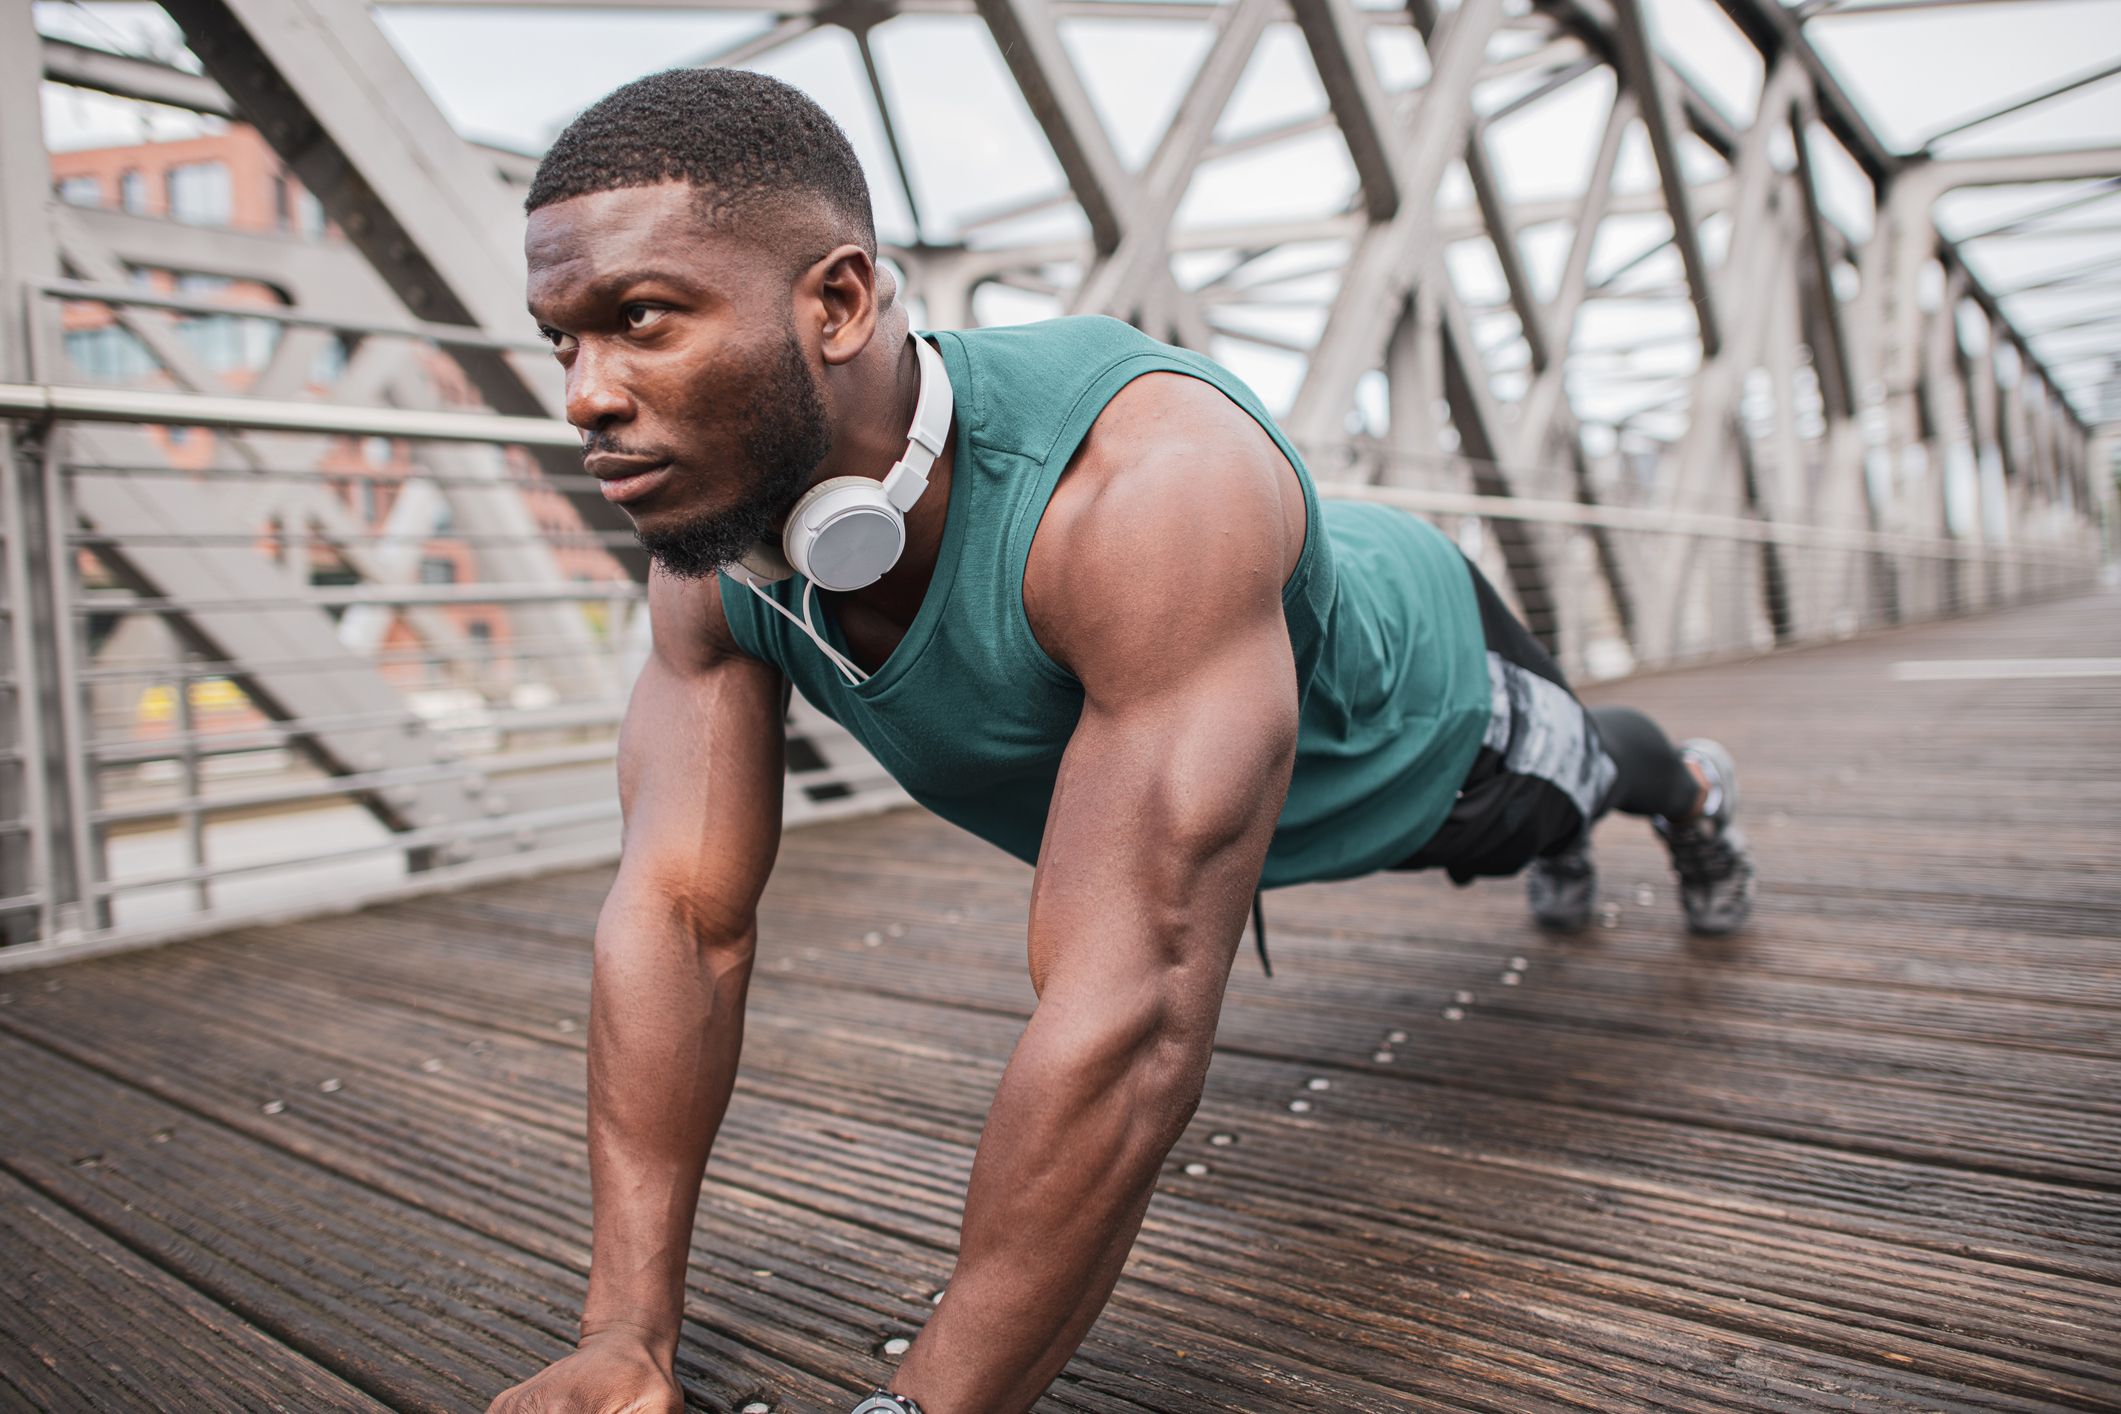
[0,375,2100,970]
[0,375,902,968]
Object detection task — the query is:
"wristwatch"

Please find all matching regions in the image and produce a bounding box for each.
[851,1391,925,1414]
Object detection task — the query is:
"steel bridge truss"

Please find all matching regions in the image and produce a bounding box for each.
[2,0,2109,962]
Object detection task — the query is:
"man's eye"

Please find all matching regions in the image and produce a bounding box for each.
[622,304,667,332]
[539,327,577,354]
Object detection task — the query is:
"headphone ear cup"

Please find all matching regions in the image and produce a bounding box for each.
[784,477,907,592]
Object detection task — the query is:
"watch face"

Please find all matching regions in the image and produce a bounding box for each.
[852,1395,922,1414]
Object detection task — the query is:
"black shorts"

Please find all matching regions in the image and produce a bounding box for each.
[1391,553,1617,885]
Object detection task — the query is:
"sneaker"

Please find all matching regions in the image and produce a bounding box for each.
[1653,739,1756,936]
[1526,835,1596,932]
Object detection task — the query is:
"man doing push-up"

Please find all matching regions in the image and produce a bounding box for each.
[491,67,1755,1414]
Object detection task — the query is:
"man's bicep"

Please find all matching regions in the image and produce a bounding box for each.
[607,638,786,946]
[1028,526,1300,1002]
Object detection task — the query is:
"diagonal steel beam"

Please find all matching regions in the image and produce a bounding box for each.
[1284,0,1506,445]
[973,0,1130,254]
[1710,0,1898,188]
[1288,0,1402,222]
[851,24,928,241]
[156,0,645,578]
[1070,0,1271,319]
[1916,58,2121,151]
[1789,93,1856,423]
[1607,0,1721,358]
[1407,0,1551,370]
[1510,89,1636,465]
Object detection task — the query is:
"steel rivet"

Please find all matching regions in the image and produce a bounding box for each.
[420,1058,444,1074]
[1306,1077,1330,1092]
[1183,1161,1209,1177]
[887,923,906,938]
[261,1100,285,1115]
[881,1337,911,1357]
[863,931,882,947]
[1209,1131,1236,1146]
[930,1289,946,1304]
[1634,885,1655,906]
[1442,1006,1465,1022]
[1453,989,1474,1006]
[319,1078,342,1093]
[1373,1049,1394,1063]
[1508,956,1528,972]
[1388,1030,1407,1044]
[555,1018,577,1032]
[741,1403,772,1413]
[1501,972,1521,986]
[752,1269,773,1278]
[1288,1099,1312,1113]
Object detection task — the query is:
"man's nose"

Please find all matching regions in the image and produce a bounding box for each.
[565,348,633,431]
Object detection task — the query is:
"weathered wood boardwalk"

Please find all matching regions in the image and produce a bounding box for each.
[4,588,2119,1413]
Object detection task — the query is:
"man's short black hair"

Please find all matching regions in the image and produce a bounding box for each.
[527,68,876,255]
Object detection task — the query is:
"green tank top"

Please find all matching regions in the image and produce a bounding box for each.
[718,316,1489,887]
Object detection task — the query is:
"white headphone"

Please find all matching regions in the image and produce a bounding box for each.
[736,333,953,594]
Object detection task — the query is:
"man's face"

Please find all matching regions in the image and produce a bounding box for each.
[525,182,831,579]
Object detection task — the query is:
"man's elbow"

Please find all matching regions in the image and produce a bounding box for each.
[596,868,759,970]
[1093,990,1218,1154]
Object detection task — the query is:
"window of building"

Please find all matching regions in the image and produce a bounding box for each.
[56,175,102,208]
[356,477,377,522]
[419,556,458,585]
[309,333,352,387]
[64,325,158,381]
[166,161,232,226]
[294,187,326,239]
[118,169,149,214]
[175,315,280,373]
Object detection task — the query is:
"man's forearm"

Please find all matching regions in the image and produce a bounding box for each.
[892,995,1210,1413]
[579,910,756,1363]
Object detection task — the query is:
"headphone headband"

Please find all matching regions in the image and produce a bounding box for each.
[880,335,952,513]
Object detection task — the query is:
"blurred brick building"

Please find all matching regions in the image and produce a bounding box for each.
[48,123,623,729]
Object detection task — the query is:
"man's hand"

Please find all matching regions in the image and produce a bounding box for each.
[485,1329,684,1414]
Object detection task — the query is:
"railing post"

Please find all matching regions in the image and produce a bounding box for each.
[8,423,103,936]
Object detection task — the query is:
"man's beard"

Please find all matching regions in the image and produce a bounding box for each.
[636,328,831,580]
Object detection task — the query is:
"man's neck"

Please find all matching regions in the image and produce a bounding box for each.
[808,327,955,624]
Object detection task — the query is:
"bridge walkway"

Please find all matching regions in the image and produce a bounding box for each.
[2,589,2117,1412]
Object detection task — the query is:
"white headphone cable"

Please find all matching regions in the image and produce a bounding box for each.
[735,568,871,686]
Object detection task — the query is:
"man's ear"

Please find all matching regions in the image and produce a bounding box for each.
[811,244,879,368]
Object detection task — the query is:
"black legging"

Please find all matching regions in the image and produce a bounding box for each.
[1459,553,1700,825]
[1587,705,1700,822]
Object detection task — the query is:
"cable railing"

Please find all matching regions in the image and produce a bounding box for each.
[0,370,2101,968]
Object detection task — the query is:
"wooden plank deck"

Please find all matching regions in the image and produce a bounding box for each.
[4,587,2118,1414]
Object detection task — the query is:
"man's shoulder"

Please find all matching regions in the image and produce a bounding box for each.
[1025,371,1306,673]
